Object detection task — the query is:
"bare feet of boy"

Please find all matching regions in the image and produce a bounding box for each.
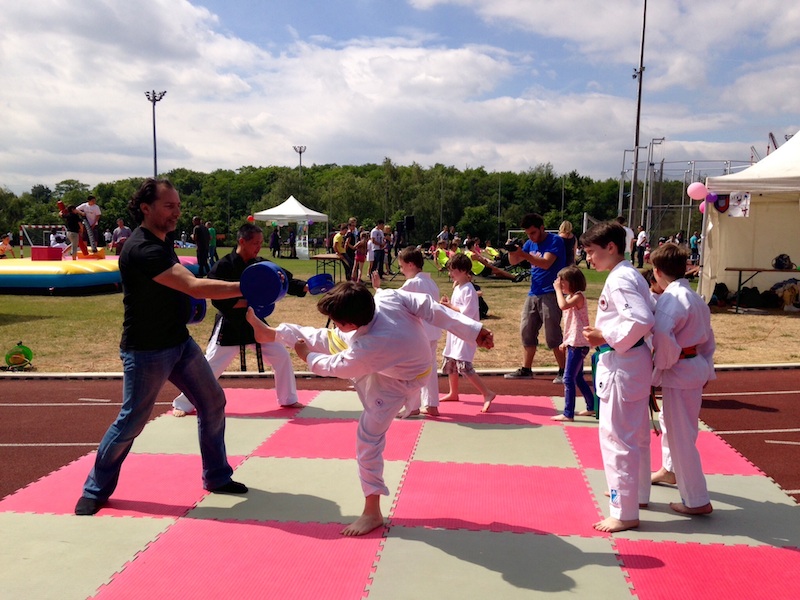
[593,517,640,533]
[551,414,573,422]
[481,392,496,413]
[651,467,677,485]
[576,410,596,417]
[172,409,194,418]
[670,502,713,515]
[245,308,277,343]
[342,496,384,536]
[439,395,459,402]
[420,406,439,416]
[282,402,304,409]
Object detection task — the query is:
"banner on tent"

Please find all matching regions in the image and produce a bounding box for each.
[727,192,751,218]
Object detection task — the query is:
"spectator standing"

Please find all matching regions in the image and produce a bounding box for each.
[270,228,281,257]
[505,213,567,382]
[112,219,132,255]
[370,219,386,278]
[77,195,102,252]
[635,225,647,268]
[63,206,83,259]
[288,227,296,258]
[689,231,700,264]
[192,216,210,277]
[207,221,219,265]
[559,221,577,267]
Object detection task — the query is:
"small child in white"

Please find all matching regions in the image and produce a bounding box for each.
[374,246,442,417]
[438,254,496,413]
[649,243,715,515]
[552,266,595,421]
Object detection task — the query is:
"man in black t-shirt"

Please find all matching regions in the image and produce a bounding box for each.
[75,179,248,516]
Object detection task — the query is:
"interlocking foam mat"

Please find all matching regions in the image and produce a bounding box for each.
[2,389,798,599]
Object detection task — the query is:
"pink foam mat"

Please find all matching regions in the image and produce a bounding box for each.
[0,453,246,518]
[252,417,423,461]
[427,394,560,425]
[390,461,605,537]
[92,519,384,600]
[615,539,800,600]
[222,389,320,417]
[565,427,762,475]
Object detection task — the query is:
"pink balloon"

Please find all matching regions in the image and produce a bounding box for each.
[698,202,706,214]
[687,182,709,200]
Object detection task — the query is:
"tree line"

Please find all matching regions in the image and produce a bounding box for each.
[1,158,690,248]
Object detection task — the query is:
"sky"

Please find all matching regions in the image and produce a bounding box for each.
[2,0,799,195]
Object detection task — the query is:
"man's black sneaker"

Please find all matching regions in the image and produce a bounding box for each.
[209,481,248,495]
[504,367,534,379]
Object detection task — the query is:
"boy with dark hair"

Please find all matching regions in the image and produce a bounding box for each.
[246,277,494,536]
[649,243,715,515]
[581,221,655,532]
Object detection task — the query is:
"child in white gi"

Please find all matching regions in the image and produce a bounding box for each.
[246,276,493,536]
[438,254,496,413]
[552,265,595,421]
[581,222,655,532]
[643,268,677,486]
[376,246,443,417]
[649,243,715,515]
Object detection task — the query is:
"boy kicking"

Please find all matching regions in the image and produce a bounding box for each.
[650,243,715,515]
[581,222,655,532]
[246,275,493,536]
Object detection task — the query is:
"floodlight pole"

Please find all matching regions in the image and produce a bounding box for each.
[145,90,167,178]
[293,145,306,177]
[629,0,647,226]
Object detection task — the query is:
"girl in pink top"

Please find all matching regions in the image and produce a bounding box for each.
[552,266,595,421]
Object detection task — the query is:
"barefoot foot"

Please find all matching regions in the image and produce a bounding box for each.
[420,406,440,417]
[593,517,640,533]
[397,408,420,419]
[651,467,677,485]
[341,513,385,536]
[172,409,193,418]
[281,402,304,409]
[576,410,596,417]
[481,392,497,413]
[669,501,713,515]
[439,395,459,402]
[551,414,574,422]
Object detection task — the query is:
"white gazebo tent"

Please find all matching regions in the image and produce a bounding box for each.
[701,134,800,299]
[253,195,328,259]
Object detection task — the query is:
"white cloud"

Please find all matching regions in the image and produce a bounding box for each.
[1,0,799,195]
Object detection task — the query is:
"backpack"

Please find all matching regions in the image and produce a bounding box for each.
[772,254,796,270]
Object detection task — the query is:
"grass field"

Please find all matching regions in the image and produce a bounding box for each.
[2,249,799,373]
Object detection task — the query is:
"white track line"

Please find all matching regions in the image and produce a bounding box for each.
[702,390,800,397]
[764,440,800,446]
[0,443,97,447]
[714,427,800,435]
[1,402,172,407]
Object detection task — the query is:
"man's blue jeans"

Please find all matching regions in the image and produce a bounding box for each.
[81,337,233,501]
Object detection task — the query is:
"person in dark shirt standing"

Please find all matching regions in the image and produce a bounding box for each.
[74,178,248,516]
[63,205,83,260]
[192,216,210,277]
[171,222,308,416]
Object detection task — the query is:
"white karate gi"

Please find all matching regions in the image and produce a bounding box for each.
[594,261,655,521]
[275,289,482,497]
[400,272,442,410]
[652,279,715,508]
[173,318,298,412]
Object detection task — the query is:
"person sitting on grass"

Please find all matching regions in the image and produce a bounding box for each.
[464,238,523,282]
[438,253,497,413]
[245,274,494,536]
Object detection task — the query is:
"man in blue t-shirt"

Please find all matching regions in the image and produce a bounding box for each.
[505,213,567,382]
